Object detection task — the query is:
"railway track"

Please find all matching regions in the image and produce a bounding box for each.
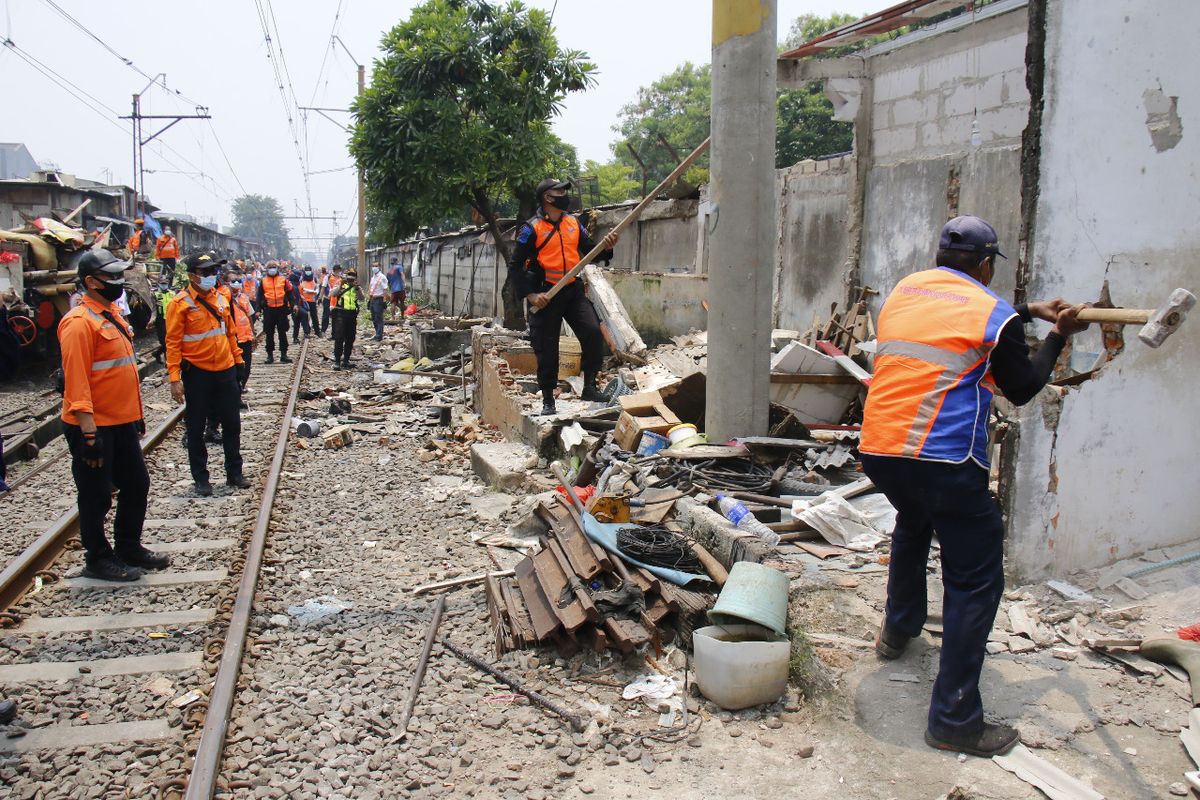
[0,341,309,799]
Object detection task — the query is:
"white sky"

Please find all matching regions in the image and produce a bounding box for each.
[1,0,860,255]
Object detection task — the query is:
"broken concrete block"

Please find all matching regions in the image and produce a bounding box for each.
[470,442,536,493]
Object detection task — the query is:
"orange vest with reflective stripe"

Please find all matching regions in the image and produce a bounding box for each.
[164,287,241,381]
[57,295,143,426]
[262,275,290,307]
[128,230,147,252]
[232,293,254,343]
[155,235,179,259]
[527,214,581,286]
[299,278,317,302]
[326,275,342,299]
[860,267,1018,467]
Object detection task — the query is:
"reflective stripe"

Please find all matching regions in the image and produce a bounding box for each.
[875,340,988,373]
[91,355,137,372]
[182,325,226,342]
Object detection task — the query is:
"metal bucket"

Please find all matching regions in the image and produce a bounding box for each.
[707,561,789,635]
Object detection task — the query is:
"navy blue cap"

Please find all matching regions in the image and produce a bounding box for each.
[939,215,1006,259]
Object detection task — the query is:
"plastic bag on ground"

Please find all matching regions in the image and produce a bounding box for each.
[797,494,885,551]
[286,595,353,626]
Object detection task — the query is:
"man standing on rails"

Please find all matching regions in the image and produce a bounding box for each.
[330,270,364,370]
[508,178,619,416]
[255,261,293,364]
[155,226,180,282]
[165,251,249,497]
[859,215,1088,758]
[58,249,169,581]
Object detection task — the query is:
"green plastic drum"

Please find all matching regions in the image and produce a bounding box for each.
[707,561,789,635]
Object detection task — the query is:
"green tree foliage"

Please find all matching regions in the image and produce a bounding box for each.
[230,194,291,258]
[612,62,711,189]
[782,12,858,51]
[581,159,639,205]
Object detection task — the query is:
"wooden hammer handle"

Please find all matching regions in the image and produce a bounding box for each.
[1075,308,1152,324]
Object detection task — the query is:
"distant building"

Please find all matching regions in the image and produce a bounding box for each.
[0,144,38,181]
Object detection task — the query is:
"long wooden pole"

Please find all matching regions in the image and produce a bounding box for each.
[396,593,446,741]
[531,136,711,313]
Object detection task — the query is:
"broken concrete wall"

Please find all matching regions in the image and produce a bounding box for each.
[419,235,504,319]
[588,199,700,273]
[605,271,708,345]
[859,1,1029,308]
[774,156,851,331]
[1007,0,1200,579]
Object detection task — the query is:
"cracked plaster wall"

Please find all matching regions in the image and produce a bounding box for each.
[1008,0,1200,579]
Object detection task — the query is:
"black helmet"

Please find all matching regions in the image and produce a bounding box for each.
[74,248,129,279]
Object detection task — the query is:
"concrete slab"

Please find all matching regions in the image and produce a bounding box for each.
[0,719,173,752]
[4,609,214,634]
[64,569,227,590]
[466,493,517,521]
[0,651,203,683]
[470,442,535,493]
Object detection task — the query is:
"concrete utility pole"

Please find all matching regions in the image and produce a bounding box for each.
[705,0,777,441]
[357,63,367,286]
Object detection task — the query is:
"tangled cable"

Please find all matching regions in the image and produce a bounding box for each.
[616,525,702,573]
[653,458,774,494]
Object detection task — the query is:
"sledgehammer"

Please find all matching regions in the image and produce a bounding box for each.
[1075,287,1195,348]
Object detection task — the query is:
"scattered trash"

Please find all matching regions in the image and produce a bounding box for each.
[622,674,677,704]
[172,691,203,709]
[286,595,353,626]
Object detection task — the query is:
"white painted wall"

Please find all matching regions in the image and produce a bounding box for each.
[1008,0,1200,578]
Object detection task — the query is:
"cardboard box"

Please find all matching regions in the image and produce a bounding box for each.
[614,391,682,451]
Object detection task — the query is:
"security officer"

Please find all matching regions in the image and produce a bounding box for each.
[58,249,168,580]
[507,178,618,416]
[860,215,1088,758]
[330,270,364,369]
[255,260,293,364]
[153,277,173,354]
[165,251,248,496]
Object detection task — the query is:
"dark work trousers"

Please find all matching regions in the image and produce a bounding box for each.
[306,301,320,336]
[182,364,243,482]
[159,258,177,284]
[320,298,333,334]
[154,315,167,353]
[262,307,289,357]
[331,309,358,364]
[64,422,149,563]
[292,305,311,341]
[368,297,386,339]
[526,280,604,392]
[860,454,1005,739]
[237,341,253,390]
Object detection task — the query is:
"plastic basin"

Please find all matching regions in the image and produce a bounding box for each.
[693,624,790,710]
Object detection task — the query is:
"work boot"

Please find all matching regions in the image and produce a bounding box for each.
[875,621,911,660]
[538,389,557,417]
[82,556,143,582]
[116,545,170,571]
[266,353,275,364]
[0,699,15,724]
[204,426,222,445]
[195,479,214,497]
[227,474,251,489]
[332,363,344,371]
[293,336,300,345]
[280,354,292,364]
[342,359,354,368]
[580,375,607,403]
[239,399,249,410]
[925,723,1019,758]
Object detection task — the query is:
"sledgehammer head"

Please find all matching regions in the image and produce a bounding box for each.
[1139,287,1196,348]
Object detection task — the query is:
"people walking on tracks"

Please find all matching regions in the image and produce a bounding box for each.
[368,264,387,341]
[386,257,407,323]
[331,270,364,369]
[294,266,320,341]
[859,215,1089,758]
[321,264,343,335]
[508,178,618,416]
[58,248,168,581]
[165,251,249,497]
[155,226,180,282]
[128,219,153,258]
[153,277,172,355]
[256,261,293,364]
[229,272,256,406]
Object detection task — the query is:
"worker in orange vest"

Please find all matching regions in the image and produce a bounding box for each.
[229,270,257,399]
[860,216,1089,758]
[165,251,248,496]
[321,264,343,335]
[127,219,152,257]
[507,178,619,415]
[293,266,320,341]
[58,249,168,581]
[155,227,180,282]
[254,261,294,364]
[204,266,238,444]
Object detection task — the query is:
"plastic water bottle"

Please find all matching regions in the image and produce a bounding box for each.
[716,494,781,547]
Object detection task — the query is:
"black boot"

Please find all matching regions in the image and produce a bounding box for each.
[116,545,171,571]
[82,556,143,582]
[925,723,1019,758]
[580,372,607,403]
[280,354,292,363]
[538,389,557,416]
[266,353,275,364]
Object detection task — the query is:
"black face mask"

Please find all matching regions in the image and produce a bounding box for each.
[548,194,570,211]
[91,277,125,302]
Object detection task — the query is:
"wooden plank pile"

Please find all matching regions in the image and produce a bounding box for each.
[485,497,713,657]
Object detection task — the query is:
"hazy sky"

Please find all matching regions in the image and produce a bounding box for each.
[2,0,859,253]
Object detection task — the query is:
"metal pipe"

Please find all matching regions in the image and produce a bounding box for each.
[0,405,185,613]
[1125,549,1200,579]
[396,594,446,741]
[184,340,309,800]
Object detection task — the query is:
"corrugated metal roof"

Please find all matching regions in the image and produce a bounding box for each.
[779,0,969,59]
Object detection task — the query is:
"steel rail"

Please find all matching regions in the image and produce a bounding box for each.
[0,404,186,613]
[184,339,308,800]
